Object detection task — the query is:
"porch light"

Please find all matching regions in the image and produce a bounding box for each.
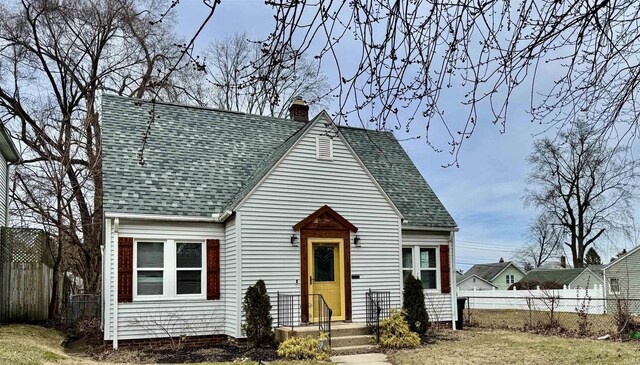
[353,235,361,247]
[290,234,299,246]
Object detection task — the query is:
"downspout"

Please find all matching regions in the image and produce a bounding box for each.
[5,160,10,226]
[602,269,607,314]
[449,231,457,330]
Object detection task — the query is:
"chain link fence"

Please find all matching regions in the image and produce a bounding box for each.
[66,294,100,327]
[464,295,640,339]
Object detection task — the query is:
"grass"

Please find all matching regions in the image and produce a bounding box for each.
[467,308,618,335]
[0,324,70,365]
[0,324,325,365]
[388,328,640,365]
[3,323,639,365]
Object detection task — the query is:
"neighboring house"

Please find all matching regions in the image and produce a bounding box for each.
[0,125,19,226]
[100,95,458,347]
[457,274,496,290]
[603,245,640,312]
[459,259,525,290]
[517,266,604,289]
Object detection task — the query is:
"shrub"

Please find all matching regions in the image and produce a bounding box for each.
[242,279,274,347]
[277,334,330,360]
[377,309,420,349]
[402,273,429,337]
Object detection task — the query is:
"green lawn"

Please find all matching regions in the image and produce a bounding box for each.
[389,329,640,365]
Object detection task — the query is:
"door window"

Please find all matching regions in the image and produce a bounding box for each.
[314,245,335,282]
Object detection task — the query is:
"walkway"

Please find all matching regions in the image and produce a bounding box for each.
[330,353,391,365]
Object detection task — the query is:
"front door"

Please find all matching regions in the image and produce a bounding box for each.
[308,238,345,321]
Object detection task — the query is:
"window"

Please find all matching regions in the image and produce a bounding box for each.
[419,248,437,290]
[134,240,206,299]
[402,246,440,291]
[402,248,413,284]
[506,275,515,285]
[137,242,164,296]
[610,277,620,293]
[176,242,203,295]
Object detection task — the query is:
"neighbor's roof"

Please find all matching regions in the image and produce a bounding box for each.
[519,268,585,286]
[101,95,456,228]
[463,261,522,282]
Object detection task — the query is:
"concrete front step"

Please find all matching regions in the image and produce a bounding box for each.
[330,334,372,348]
[331,344,376,355]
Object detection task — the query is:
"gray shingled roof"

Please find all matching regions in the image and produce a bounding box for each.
[101,95,456,228]
[463,261,518,282]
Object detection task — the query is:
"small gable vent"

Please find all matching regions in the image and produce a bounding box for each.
[316,135,333,160]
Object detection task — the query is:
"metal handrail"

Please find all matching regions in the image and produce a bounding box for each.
[277,292,333,345]
[366,289,391,344]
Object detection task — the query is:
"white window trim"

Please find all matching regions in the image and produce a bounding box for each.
[402,245,441,293]
[609,277,620,294]
[506,274,515,285]
[133,239,207,301]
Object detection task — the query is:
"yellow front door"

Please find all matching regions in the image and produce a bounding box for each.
[308,238,345,321]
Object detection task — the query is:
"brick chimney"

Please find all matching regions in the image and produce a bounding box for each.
[560,255,566,268]
[289,96,309,122]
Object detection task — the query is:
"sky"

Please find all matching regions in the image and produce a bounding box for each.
[174,1,635,271]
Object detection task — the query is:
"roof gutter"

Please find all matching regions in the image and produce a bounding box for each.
[104,211,232,223]
[402,225,459,232]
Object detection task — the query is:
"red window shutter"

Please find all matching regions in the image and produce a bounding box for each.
[440,245,451,294]
[206,239,221,300]
[118,237,134,303]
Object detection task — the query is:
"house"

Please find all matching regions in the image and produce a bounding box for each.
[516,265,604,289]
[603,245,640,313]
[458,259,525,290]
[456,274,497,290]
[0,126,54,322]
[100,95,458,348]
[0,124,19,226]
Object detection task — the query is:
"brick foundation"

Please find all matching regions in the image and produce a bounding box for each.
[106,334,230,348]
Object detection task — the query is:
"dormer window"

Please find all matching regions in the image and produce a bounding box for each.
[316,135,333,161]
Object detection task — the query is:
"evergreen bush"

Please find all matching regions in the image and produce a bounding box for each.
[402,273,429,337]
[242,279,274,347]
[377,309,420,349]
[277,333,331,360]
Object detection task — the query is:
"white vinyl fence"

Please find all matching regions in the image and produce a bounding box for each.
[458,285,606,314]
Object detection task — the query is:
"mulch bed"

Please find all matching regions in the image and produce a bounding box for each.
[65,336,278,364]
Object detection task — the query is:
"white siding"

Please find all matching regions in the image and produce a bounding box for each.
[238,118,402,325]
[402,230,455,323]
[457,276,495,291]
[0,153,7,227]
[402,230,450,246]
[605,247,640,304]
[105,220,230,341]
[424,293,453,322]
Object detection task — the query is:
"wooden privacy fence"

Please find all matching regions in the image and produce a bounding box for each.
[0,227,52,322]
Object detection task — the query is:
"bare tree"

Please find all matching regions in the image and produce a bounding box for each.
[0,0,214,295]
[200,33,329,117]
[191,0,640,165]
[516,214,563,270]
[525,122,639,268]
